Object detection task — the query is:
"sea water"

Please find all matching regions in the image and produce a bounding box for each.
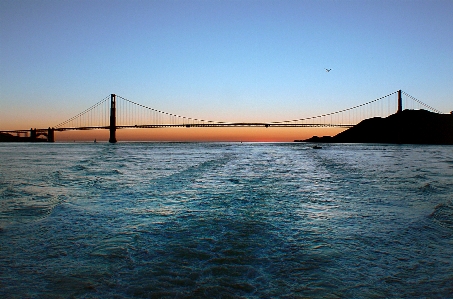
[0,142,452,298]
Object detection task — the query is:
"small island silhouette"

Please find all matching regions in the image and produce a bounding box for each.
[297,109,453,145]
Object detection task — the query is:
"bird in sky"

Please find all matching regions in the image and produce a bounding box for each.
[325,68,331,72]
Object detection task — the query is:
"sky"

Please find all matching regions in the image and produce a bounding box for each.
[1,0,452,141]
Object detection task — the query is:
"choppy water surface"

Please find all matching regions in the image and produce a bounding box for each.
[1,142,452,298]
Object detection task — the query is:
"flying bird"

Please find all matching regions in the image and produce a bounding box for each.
[325,68,331,72]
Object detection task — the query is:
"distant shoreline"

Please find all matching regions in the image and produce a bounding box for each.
[0,133,48,142]
[3,110,452,144]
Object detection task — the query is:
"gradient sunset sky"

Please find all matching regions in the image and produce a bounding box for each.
[1,0,452,141]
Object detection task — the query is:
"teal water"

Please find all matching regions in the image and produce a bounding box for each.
[1,143,452,298]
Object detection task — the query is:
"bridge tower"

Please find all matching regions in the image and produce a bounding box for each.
[47,127,55,142]
[397,90,402,113]
[30,128,36,141]
[109,94,117,143]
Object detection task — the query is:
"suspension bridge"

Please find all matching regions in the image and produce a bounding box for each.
[0,90,443,142]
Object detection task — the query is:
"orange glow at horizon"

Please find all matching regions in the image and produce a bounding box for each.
[54,127,346,142]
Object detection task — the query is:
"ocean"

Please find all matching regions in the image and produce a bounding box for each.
[1,142,452,298]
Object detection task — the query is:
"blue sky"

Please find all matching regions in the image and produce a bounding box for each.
[1,0,452,131]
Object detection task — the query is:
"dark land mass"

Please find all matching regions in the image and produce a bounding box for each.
[0,133,47,142]
[298,109,453,145]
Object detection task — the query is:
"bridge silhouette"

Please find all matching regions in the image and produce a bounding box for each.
[0,90,442,142]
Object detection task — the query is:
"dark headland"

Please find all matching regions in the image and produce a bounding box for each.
[0,133,47,142]
[297,109,453,145]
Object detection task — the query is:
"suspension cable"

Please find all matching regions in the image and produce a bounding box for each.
[401,91,442,114]
[54,95,110,128]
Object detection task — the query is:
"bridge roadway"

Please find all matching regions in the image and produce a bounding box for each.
[1,123,353,133]
[0,123,353,142]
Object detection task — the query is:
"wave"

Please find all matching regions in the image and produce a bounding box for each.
[0,185,65,225]
[429,201,453,229]
[418,182,438,194]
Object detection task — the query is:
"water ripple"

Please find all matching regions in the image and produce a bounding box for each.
[0,143,452,298]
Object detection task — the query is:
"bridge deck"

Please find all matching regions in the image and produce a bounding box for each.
[1,123,353,134]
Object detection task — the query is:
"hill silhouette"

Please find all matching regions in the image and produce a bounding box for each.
[299,110,453,145]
